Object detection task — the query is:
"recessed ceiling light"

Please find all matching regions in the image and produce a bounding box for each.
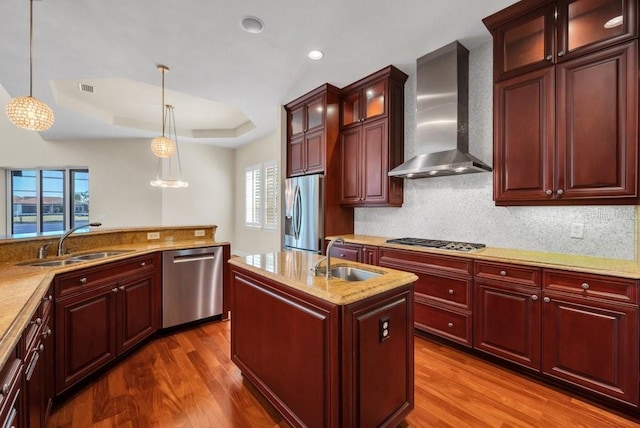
[308,50,324,60]
[604,15,623,28]
[240,16,264,33]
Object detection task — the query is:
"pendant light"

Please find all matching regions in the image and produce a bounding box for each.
[6,0,54,131]
[150,65,176,158]
[150,104,189,188]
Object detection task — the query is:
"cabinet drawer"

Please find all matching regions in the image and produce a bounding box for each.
[56,255,155,298]
[328,243,361,262]
[475,261,541,287]
[414,271,471,309]
[543,270,638,304]
[379,248,472,276]
[414,300,472,347]
[0,343,21,419]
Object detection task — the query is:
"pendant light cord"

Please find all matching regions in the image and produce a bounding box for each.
[161,68,166,136]
[29,0,34,97]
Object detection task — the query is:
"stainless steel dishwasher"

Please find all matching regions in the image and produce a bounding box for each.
[162,246,223,328]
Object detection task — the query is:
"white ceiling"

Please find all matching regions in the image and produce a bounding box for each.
[0,0,517,149]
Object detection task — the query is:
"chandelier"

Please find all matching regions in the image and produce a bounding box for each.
[150,104,188,188]
[150,65,175,158]
[6,0,54,131]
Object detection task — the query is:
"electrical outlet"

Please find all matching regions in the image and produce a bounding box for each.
[147,232,160,240]
[570,223,584,239]
[194,230,205,237]
[379,317,390,342]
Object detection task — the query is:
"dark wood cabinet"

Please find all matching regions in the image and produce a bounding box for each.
[379,248,473,347]
[325,242,379,265]
[285,85,340,177]
[0,341,21,428]
[542,269,639,406]
[54,254,160,395]
[474,262,542,371]
[485,0,639,205]
[339,66,407,207]
[230,266,413,427]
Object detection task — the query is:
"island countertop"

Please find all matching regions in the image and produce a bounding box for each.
[228,250,418,305]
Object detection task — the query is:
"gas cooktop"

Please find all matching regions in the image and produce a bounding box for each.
[386,238,486,252]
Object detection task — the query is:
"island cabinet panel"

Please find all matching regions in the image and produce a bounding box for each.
[341,289,413,427]
[474,261,542,370]
[0,338,22,428]
[379,248,473,347]
[230,265,415,427]
[54,254,161,395]
[231,270,340,428]
[542,270,639,406]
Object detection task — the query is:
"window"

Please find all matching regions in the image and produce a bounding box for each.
[8,168,90,235]
[245,161,278,230]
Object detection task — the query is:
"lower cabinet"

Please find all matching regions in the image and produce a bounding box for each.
[326,241,379,265]
[0,341,22,428]
[379,248,473,347]
[54,254,160,395]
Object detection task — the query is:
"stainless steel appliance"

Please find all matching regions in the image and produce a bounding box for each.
[284,174,324,253]
[162,246,223,328]
[386,237,485,252]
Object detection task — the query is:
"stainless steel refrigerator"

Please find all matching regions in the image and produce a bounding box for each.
[283,174,324,253]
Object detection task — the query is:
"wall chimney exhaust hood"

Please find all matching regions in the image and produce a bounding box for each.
[388,41,492,179]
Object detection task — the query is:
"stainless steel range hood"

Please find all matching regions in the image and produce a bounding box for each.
[388,41,492,179]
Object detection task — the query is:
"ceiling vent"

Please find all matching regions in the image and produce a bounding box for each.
[78,83,94,93]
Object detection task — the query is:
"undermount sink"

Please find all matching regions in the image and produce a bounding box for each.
[67,251,132,261]
[20,250,133,267]
[325,266,383,282]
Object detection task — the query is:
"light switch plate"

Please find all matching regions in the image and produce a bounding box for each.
[194,230,205,237]
[570,223,584,239]
[147,232,160,240]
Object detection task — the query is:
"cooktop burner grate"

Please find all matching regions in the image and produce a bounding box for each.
[386,237,486,252]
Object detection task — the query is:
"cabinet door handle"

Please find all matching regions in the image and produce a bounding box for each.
[531,295,538,301]
[500,270,507,276]
[556,189,564,195]
[545,189,553,195]
[546,54,553,61]
[119,286,125,291]
[34,344,44,353]
[558,50,565,57]
[543,297,551,303]
[79,277,88,284]
[339,254,345,258]
[448,289,454,295]
[140,261,146,267]
[447,322,454,328]
[1,383,9,396]
[581,282,589,290]
[42,294,52,302]
[31,317,42,326]
[112,288,119,293]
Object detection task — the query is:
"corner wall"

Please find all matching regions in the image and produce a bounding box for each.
[355,42,637,260]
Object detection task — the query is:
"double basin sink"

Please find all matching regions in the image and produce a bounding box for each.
[22,251,133,267]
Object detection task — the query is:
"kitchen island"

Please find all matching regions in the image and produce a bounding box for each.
[228,251,418,428]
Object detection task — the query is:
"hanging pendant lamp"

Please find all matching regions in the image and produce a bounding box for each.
[6,0,54,131]
[150,104,189,188]
[150,65,176,158]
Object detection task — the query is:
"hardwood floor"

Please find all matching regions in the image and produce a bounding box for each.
[49,320,640,427]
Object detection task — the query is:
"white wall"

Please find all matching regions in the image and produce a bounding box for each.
[0,86,235,240]
[355,42,638,260]
[233,130,282,256]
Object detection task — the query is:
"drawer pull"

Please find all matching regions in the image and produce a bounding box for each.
[545,54,553,61]
[79,277,88,284]
[34,344,44,353]
[531,295,538,301]
[581,282,589,290]
[447,322,454,328]
[119,286,125,291]
[340,254,345,258]
[42,294,53,302]
[31,317,42,326]
[448,289,454,295]
[0,383,8,396]
[500,270,507,276]
[543,297,551,303]
[42,327,52,338]
[140,262,146,267]
[112,288,119,293]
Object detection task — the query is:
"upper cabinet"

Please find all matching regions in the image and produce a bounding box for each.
[484,0,639,205]
[285,84,341,177]
[339,66,407,207]
[488,0,637,82]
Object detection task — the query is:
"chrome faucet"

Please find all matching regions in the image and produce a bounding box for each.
[312,237,344,279]
[57,222,102,256]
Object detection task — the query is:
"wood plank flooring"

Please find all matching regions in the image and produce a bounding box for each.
[49,319,640,427]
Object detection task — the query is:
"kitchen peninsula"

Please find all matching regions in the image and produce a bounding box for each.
[228,251,418,427]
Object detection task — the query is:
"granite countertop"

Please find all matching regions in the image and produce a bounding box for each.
[229,251,418,305]
[330,235,640,280]
[0,236,227,371]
